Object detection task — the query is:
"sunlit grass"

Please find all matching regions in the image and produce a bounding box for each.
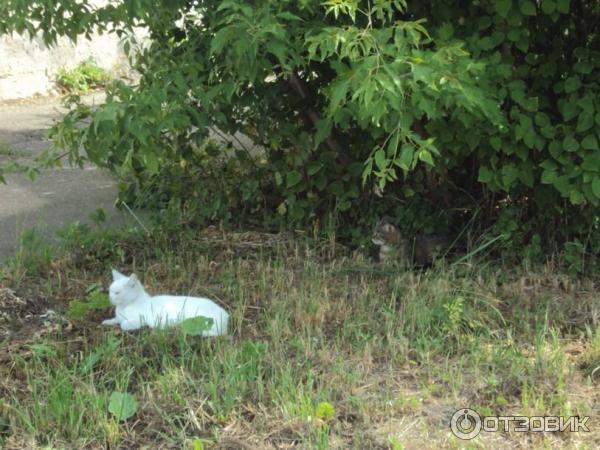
[0,226,598,448]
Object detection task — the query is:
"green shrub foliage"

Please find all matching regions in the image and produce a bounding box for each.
[1,0,598,262]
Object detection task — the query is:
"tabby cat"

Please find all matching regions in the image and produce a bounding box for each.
[371,218,451,266]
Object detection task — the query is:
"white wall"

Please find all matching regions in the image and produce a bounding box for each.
[0,29,131,101]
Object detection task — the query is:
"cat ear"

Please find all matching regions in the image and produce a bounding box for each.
[112,269,126,281]
[128,273,139,286]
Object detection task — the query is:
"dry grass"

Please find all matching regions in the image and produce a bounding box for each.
[0,226,599,449]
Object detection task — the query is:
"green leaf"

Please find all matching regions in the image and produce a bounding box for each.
[144,152,159,175]
[329,79,350,112]
[418,149,434,166]
[489,136,502,151]
[495,0,512,18]
[569,189,585,205]
[307,162,324,176]
[314,119,332,147]
[478,166,493,183]
[108,392,138,421]
[540,125,556,139]
[374,148,386,170]
[68,292,111,321]
[581,134,599,150]
[192,439,205,450]
[396,144,414,171]
[523,129,536,149]
[181,316,214,336]
[520,1,537,15]
[541,0,556,14]
[541,169,556,184]
[576,112,594,132]
[553,174,570,194]
[562,102,578,121]
[519,164,535,187]
[328,180,345,196]
[507,29,520,42]
[556,0,570,13]
[534,112,550,128]
[501,164,519,189]
[574,61,593,74]
[286,170,303,188]
[582,152,600,171]
[562,135,579,152]
[564,76,581,93]
[592,177,600,199]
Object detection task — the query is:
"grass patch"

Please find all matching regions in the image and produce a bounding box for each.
[0,226,598,448]
[0,142,17,157]
[56,59,109,94]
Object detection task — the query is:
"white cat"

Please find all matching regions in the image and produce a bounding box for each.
[102,269,229,336]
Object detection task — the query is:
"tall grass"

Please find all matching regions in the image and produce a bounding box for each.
[0,226,598,448]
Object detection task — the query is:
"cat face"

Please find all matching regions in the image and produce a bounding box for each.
[371,218,402,246]
[109,269,143,306]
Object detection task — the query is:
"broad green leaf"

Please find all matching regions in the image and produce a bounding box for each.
[314,119,332,147]
[556,0,570,13]
[541,169,556,184]
[418,149,434,166]
[489,136,502,151]
[286,171,303,188]
[515,37,529,53]
[329,79,350,112]
[68,292,111,321]
[574,61,593,74]
[541,0,556,14]
[374,148,386,170]
[478,166,493,183]
[562,135,579,152]
[495,0,512,18]
[540,125,556,139]
[576,112,593,132]
[582,152,600,171]
[396,144,414,171]
[501,164,519,189]
[518,164,535,187]
[181,316,214,336]
[564,76,581,93]
[108,392,138,421]
[534,112,550,128]
[523,129,536,149]
[328,180,345,196]
[307,162,324,176]
[192,439,205,450]
[569,189,585,204]
[581,134,599,150]
[553,174,570,194]
[562,102,578,121]
[520,1,537,15]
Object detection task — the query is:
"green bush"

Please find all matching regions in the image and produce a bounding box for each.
[2,0,599,268]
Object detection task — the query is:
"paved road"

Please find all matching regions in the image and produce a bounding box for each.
[0,94,137,261]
